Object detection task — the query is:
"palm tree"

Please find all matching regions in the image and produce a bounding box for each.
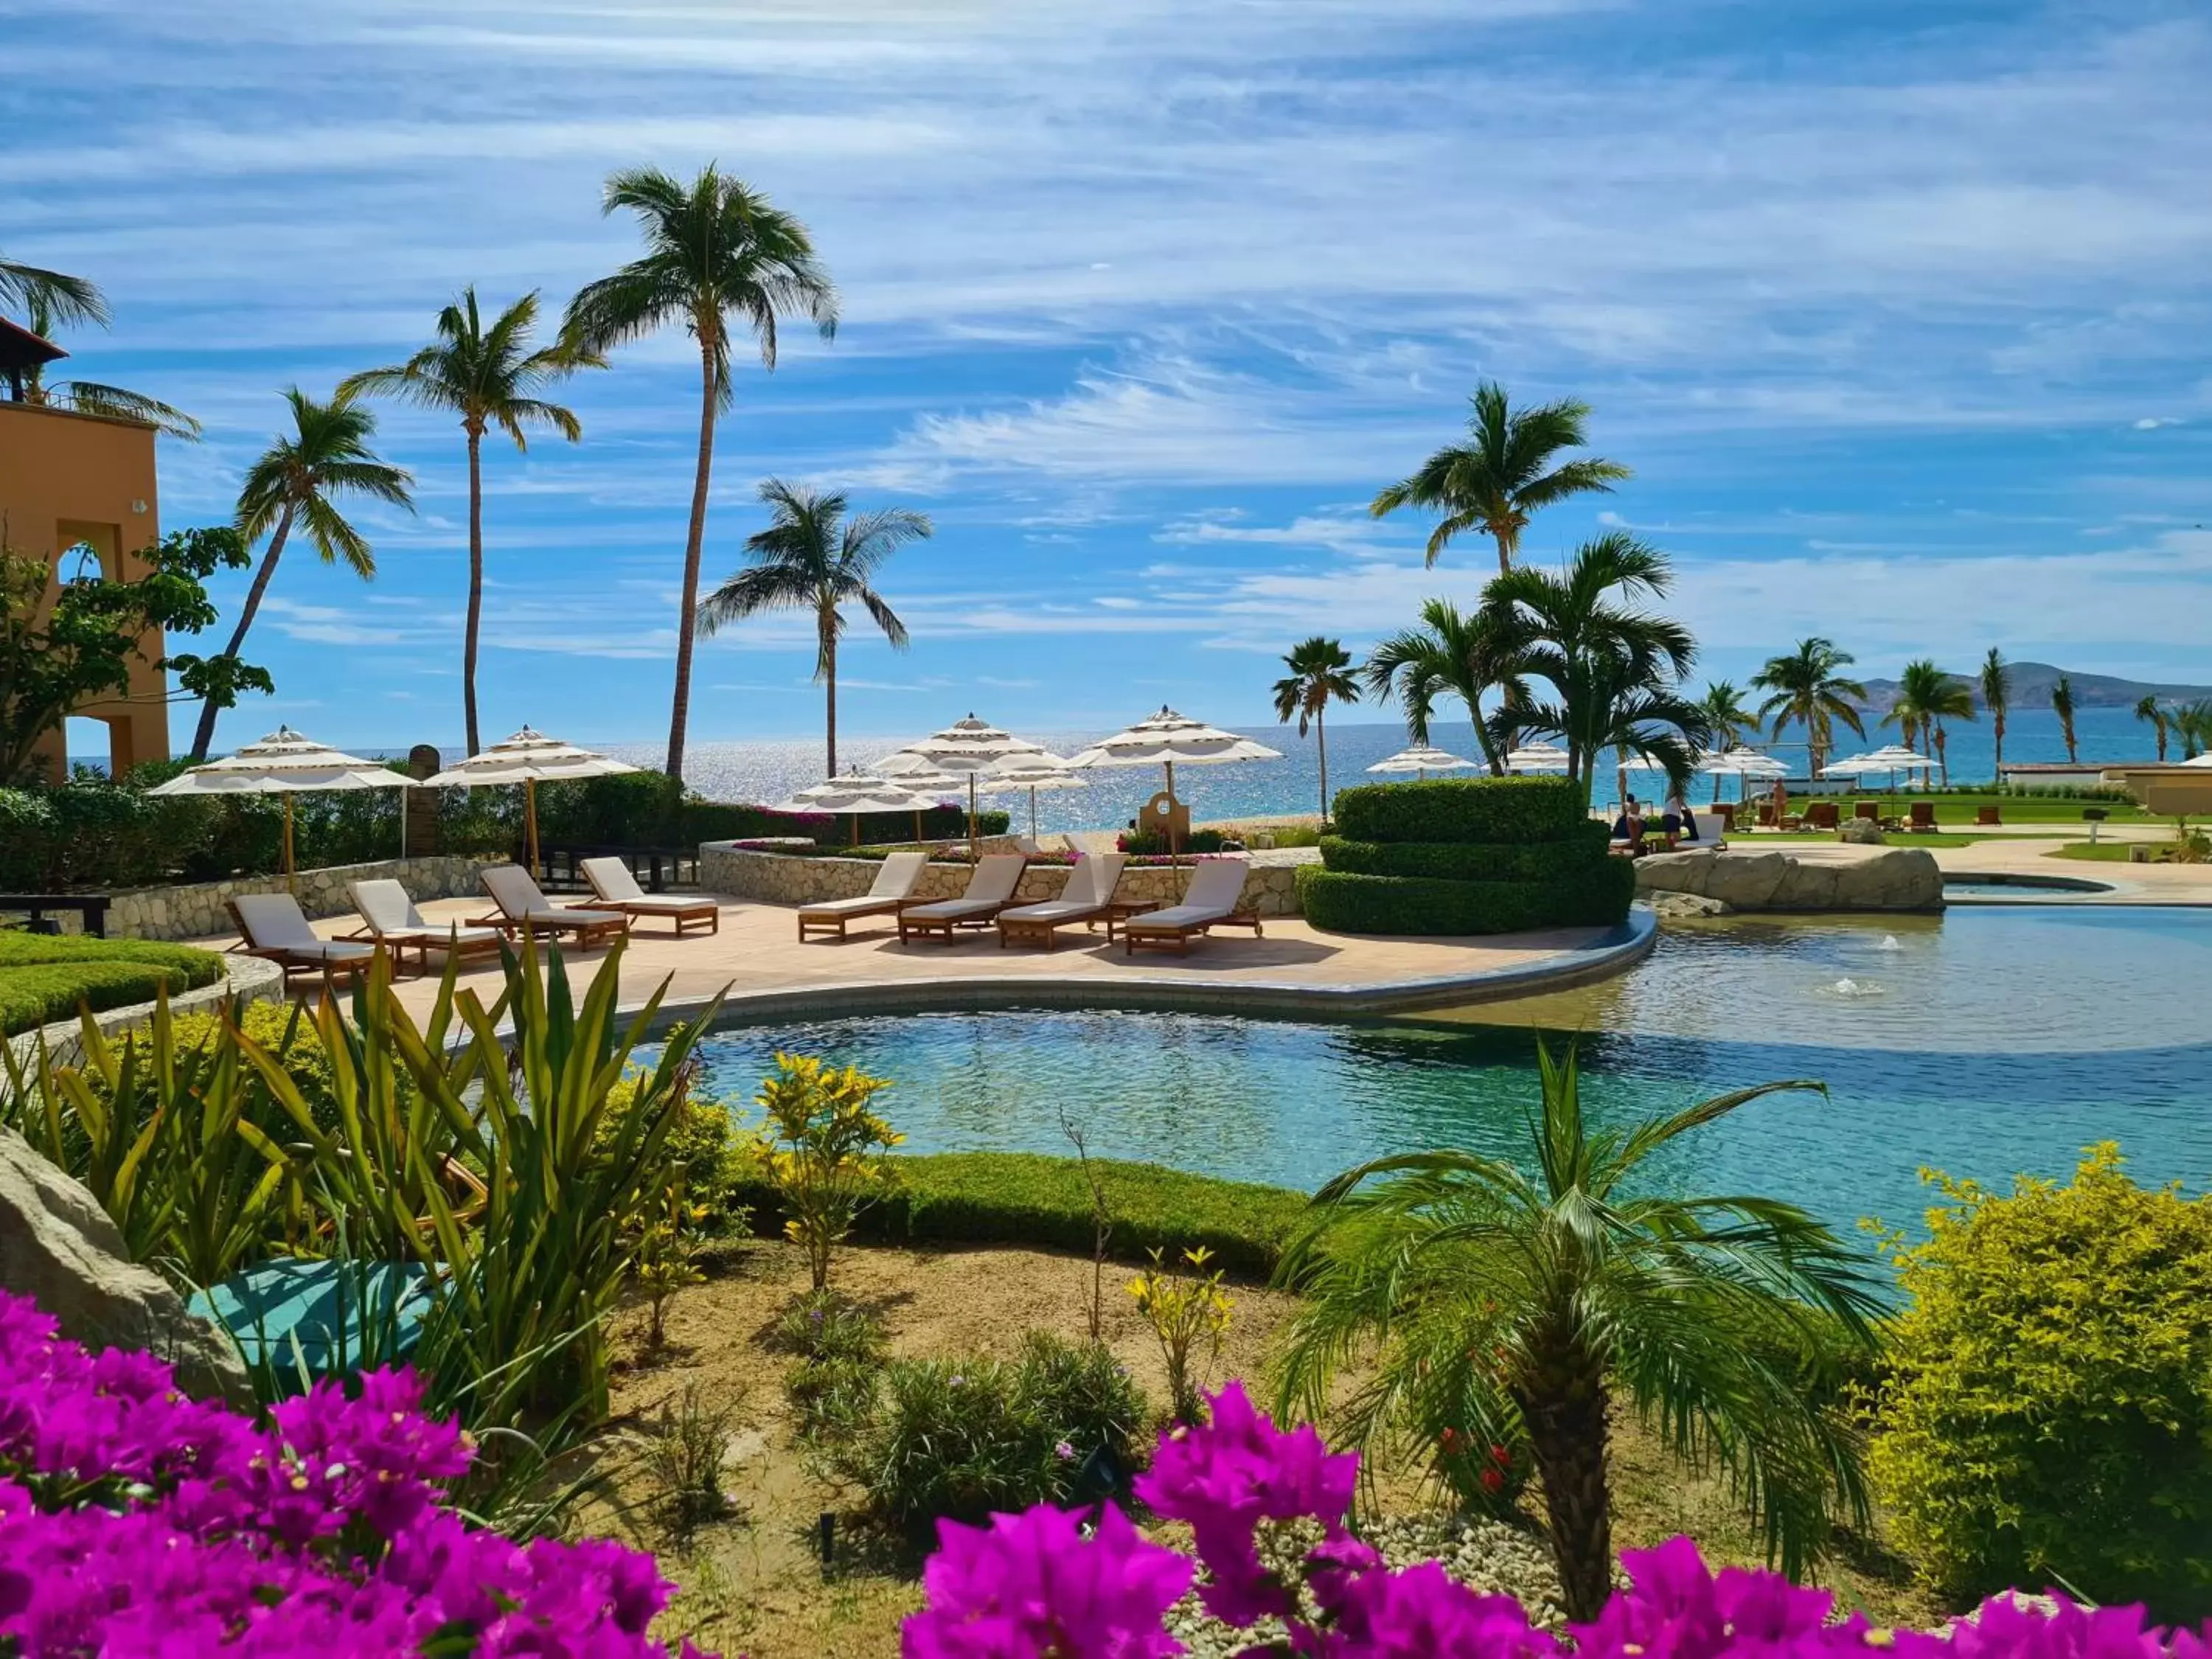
[1363,599,1529,774]
[1273,1038,1881,1621]
[2134,695,2170,763]
[1752,639,1866,780]
[1979,648,2012,781]
[1273,637,1361,826]
[188,389,414,760]
[0,252,107,330]
[1900,661,1975,787]
[696,479,930,777]
[562,164,838,782]
[1483,534,1705,802]
[2174,700,2212,761]
[340,289,597,754]
[2051,675,2079,763]
[1370,382,1631,571]
[9,291,200,437]
[1697,681,1759,750]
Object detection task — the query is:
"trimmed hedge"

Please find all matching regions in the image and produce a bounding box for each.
[1329,774,1586,845]
[0,932,225,1035]
[1296,863,1635,936]
[1317,826,1610,883]
[728,1150,1309,1279]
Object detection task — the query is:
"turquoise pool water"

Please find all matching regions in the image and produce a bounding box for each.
[687,908,2212,1243]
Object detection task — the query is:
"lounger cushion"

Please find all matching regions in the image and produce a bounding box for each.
[232,894,322,950]
[998,900,1102,925]
[800,894,904,918]
[279,941,375,963]
[1124,904,1240,933]
[511,908,626,927]
[901,898,1002,922]
[609,895,716,915]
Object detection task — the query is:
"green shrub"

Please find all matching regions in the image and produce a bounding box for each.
[0,933,225,1035]
[778,1291,891,1439]
[1329,775,1586,845]
[1297,862,1635,936]
[731,1152,1306,1279]
[1316,827,1610,882]
[1116,827,1228,855]
[1869,1146,2212,1618]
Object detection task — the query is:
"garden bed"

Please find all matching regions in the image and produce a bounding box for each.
[0,931,224,1035]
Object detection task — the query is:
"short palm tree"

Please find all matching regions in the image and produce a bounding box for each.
[0,251,106,329]
[11,291,200,438]
[1363,599,1529,774]
[2134,695,2170,763]
[697,479,931,778]
[562,164,838,782]
[1697,681,1759,749]
[340,288,599,754]
[1370,382,1630,571]
[2174,700,2212,761]
[1979,648,2012,778]
[189,389,414,759]
[1483,534,1704,802]
[1883,660,1975,786]
[1273,637,1361,826]
[1752,639,1866,779]
[1273,1039,1882,1621]
[2051,675,2079,763]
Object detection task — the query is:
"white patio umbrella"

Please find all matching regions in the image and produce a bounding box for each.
[149,726,414,893]
[1067,706,1284,857]
[1696,746,1787,804]
[1368,745,1481,780]
[421,726,639,877]
[974,753,1088,841]
[879,714,1053,856]
[1503,741,1572,773]
[2183,752,2212,768]
[769,770,956,846]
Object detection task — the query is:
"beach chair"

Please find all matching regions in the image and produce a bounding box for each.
[1854,801,1881,822]
[895,853,1028,943]
[1806,802,1840,831]
[578,857,720,936]
[345,878,505,975]
[1977,804,2002,827]
[1908,801,1937,832]
[995,854,1127,950]
[473,865,630,950]
[797,850,930,940]
[1121,860,1262,956]
[229,894,378,991]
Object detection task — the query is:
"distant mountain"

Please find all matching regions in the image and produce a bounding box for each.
[1855,662,2212,712]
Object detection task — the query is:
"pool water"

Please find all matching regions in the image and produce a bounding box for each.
[686,908,2212,1248]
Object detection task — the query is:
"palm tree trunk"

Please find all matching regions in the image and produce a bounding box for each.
[189,504,293,761]
[1315,709,1329,826]
[463,427,484,756]
[1517,1342,1613,1622]
[2155,720,2168,763]
[1993,713,2004,780]
[667,335,720,782]
[822,602,838,779]
[1492,522,1517,575]
[1936,726,1949,788]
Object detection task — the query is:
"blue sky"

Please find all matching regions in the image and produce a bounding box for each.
[8,0,2210,755]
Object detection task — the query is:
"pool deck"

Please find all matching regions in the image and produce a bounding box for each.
[204,897,1659,1027]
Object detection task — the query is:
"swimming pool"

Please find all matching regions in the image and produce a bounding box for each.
[686,907,2212,1245]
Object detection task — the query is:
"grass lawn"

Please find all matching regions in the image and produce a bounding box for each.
[0,931,225,1035]
[1752,792,2143,825]
[2048,838,2200,863]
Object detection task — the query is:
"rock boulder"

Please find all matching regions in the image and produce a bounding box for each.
[1636,847,1942,912]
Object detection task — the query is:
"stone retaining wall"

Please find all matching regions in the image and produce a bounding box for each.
[1635,846,1943,912]
[107,854,509,942]
[698,842,1308,917]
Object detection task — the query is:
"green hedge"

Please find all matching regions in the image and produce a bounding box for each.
[1316,826,1610,882]
[728,1150,1309,1279]
[1329,775,1587,845]
[0,933,225,1035]
[1296,861,1635,936]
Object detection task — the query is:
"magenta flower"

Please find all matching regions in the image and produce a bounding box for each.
[1313,1561,1558,1659]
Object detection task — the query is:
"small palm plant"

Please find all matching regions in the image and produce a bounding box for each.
[1980,648,2012,776]
[1273,1039,1882,1622]
[2135,695,2171,763]
[1272,636,1360,825]
[2051,675,2079,762]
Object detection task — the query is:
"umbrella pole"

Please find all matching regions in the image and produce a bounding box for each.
[852,813,860,847]
[283,792,296,895]
[1029,785,1039,841]
[526,778,540,879]
[914,809,922,845]
[968,775,978,862]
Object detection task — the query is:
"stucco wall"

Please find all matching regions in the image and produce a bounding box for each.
[107,854,509,942]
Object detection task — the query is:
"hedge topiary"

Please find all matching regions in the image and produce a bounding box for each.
[1869,1146,2212,1618]
[1297,863,1635,936]
[1316,827,1610,883]
[0,932,225,1035]
[1329,774,1587,845]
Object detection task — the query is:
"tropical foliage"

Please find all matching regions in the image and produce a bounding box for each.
[1271,1040,1881,1621]
[2136,695,2172,762]
[8,289,201,437]
[750,1052,903,1291]
[1696,680,1760,751]
[1362,598,1527,774]
[1883,659,1975,785]
[1371,381,1630,570]
[1979,647,2012,776]
[1273,636,1360,824]
[0,250,107,330]
[1753,638,1867,779]
[338,288,597,754]
[2051,674,2079,762]
[562,164,838,782]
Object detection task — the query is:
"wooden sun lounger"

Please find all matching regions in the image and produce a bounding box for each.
[798,850,931,940]
[579,857,720,936]
[1121,862,1262,956]
[995,854,1127,950]
[896,854,1027,944]
[229,894,379,992]
[473,865,630,950]
[344,878,506,975]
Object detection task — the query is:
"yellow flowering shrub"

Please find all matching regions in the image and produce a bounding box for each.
[1127,1245,1232,1423]
[751,1053,902,1290]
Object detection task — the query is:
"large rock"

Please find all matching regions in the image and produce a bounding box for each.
[0,1127,249,1401]
[1636,847,1942,912]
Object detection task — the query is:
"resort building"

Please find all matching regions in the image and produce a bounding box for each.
[0,317,169,783]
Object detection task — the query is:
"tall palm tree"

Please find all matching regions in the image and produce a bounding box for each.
[2134,695,2170,763]
[340,289,598,755]
[2174,699,2212,761]
[1363,599,1529,775]
[1979,648,2012,781]
[1483,533,1704,802]
[696,480,930,777]
[1370,382,1631,571]
[1884,660,1974,787]
[562,164,838,782]
[1752,639,1866,780]
[1273,637,1361,827]
[0,252,107,329]
[1273,1038,1881,1621]
[189,389,414,759]
[2051,675,2079,763]
[1696,681,1759,750]
[10,291,200,438]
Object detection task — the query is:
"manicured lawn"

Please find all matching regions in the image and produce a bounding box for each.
[1750,792,2142,824]
[1742,831,1997,849]
[0,931,225,1035]
[2048,838,2194,863]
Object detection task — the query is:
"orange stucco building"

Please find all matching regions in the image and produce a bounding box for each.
[0,384,170,784]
